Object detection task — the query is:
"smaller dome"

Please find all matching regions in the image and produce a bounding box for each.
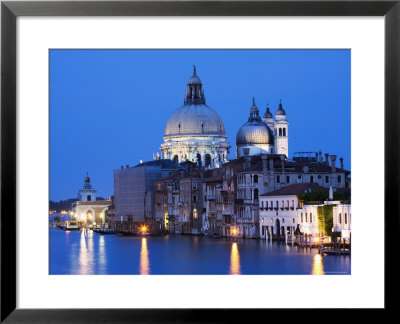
[188,65,201,84]
[236,98,274,145]
[236,121,274,145]
[276,100,286,116]
[263,106,273,119]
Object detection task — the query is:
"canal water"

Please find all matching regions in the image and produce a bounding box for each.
[49,228,350,275]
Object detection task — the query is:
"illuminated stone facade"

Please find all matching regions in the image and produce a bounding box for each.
[161,67,230,168]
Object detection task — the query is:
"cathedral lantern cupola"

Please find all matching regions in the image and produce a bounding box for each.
[184,66,206,105]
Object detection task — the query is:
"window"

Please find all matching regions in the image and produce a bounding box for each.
[254,188,259,200]
[338,175,342,183]
[293,218,295,223]
[282,218,285,223]
[310,213,312,222]
[192,181,197,190]
[325,175,329,183]
[301,213,303,222]
[193,195,197,203]
[298,175,302,179]
[201,123,204,133]
[286,175,290,183]
[310,176,314,183]
[193,209,198,219]
[277,175,280,183]
[281,200,284,208]
[87,195,91,201]
[283,128,286,136]
[254,174,258,183]
[271,218,273,223]
[261,218,264,223]
[305,213,308,222]
[279,128,282,136]
[178,123,181,134]
[205,154,211,167]
[345,213,348,224]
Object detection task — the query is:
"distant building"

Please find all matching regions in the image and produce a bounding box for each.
[72,174,111,226]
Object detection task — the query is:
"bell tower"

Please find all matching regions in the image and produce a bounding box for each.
[274,100,289,158]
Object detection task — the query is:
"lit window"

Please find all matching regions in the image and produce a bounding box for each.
[193,209,198,219]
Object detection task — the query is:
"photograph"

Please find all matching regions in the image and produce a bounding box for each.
[49,49,351,275]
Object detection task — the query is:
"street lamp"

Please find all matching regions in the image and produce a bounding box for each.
[232,227,237,241]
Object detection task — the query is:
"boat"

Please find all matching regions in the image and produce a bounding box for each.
[64,220,80,231]
[93,228,116,235]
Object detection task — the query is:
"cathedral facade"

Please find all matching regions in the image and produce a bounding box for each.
[161,67,230,168]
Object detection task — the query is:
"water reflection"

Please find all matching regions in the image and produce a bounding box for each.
[79,229,94,274]
[98,235,106,273]
[230,242,241,275]
[312,254,324,275]
[140,238,150,275]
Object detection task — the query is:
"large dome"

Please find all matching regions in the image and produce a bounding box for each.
[236,98,274,145]
[164,104,226,136]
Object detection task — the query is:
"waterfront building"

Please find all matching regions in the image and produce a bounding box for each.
[111,159,177,232]
[71,174,111,226]
[161,66,230,168]
[236,98,289,158]
[204,174,223,235]
[259,183,351,239]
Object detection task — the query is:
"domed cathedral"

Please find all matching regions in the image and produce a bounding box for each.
[236,98,289,158]
[161,66,230,168]
[236,98,275,157]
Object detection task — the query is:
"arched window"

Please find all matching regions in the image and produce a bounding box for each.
[205,154,211,167]
[310,213,312,222]
[201,123,204,133]
[253,175,258,183]
[301,213,303,222]
[345,213,348,224]
[193,209,198,219]
[283,128,286,136]
[196,153,202,166]
[279,128,282,136]
[178,124,181,134]
[339,213,342,224]
[87,195,91,201]
[254,188,259,200]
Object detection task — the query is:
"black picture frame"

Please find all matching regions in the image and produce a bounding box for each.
[1,0,398,322]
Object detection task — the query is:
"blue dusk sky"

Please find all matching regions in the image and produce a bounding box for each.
[50,49,351,201]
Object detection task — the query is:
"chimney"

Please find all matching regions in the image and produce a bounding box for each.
[330,155,337,172]
[261,154,268,172]
[242,148,251,169]
[339,157,344,169]
[324,153,329,164]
